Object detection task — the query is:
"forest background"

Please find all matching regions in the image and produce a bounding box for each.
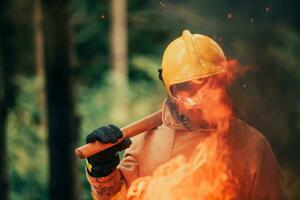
[0,0,300,199]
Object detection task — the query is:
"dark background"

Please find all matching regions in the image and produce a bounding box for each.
[0,0,299,199]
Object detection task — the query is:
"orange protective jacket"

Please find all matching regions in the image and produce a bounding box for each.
[86,101,287,200]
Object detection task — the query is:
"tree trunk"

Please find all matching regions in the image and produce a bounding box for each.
[0,67,9,200]
[110,0,129,123]
[33,0,47,129]
[42,0,79,199]
[0,1,17,199]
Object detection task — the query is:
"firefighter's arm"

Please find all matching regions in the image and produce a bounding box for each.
[85,125,132,200]
[86,168,127,200]
[86,144,140,200]
[250,141,287,200]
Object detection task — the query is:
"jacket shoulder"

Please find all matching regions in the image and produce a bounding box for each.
[230,118,269,145]
[126,124,167,155]
[228,118,272,159]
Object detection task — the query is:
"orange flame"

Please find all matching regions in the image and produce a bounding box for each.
[127,60,243,200]
[127,135,239,200]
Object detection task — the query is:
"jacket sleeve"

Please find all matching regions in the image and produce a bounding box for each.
[86,135,142,200]
[249,141,287,200]
[86,169,126,200]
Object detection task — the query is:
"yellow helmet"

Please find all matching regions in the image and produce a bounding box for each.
[161,30,226,96]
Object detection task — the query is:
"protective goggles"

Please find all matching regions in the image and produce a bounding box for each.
[170,78,208,106]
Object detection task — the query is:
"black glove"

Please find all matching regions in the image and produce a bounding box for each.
[85,124,132,177]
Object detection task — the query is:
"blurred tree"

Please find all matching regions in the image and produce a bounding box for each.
[110,0,129,123]
[0,34,9,200]
[0,0,18,199]
[33,0,46,129]
[42,0,80,199]
[0,58,9,200]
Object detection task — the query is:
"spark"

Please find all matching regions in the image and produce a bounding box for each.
[227,13,233,19]
[159,1,165,7]
[100,15,106,19]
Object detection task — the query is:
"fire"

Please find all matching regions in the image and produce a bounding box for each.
[127,134,239,200]
[127,60,242,200]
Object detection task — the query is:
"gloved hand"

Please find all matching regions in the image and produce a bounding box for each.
[85,124,132,178]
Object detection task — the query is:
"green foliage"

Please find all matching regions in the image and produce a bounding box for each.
[7,76,48,200]
[78,55,165,141]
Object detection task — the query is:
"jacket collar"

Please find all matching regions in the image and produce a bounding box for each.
[162,99,188,131]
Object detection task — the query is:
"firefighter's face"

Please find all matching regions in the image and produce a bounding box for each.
[170,74,228,130]
[170,77,210,130]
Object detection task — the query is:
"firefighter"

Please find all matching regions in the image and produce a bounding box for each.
[85,30,287,200]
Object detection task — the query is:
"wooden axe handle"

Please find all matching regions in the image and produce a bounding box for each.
[75,110,162,159]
